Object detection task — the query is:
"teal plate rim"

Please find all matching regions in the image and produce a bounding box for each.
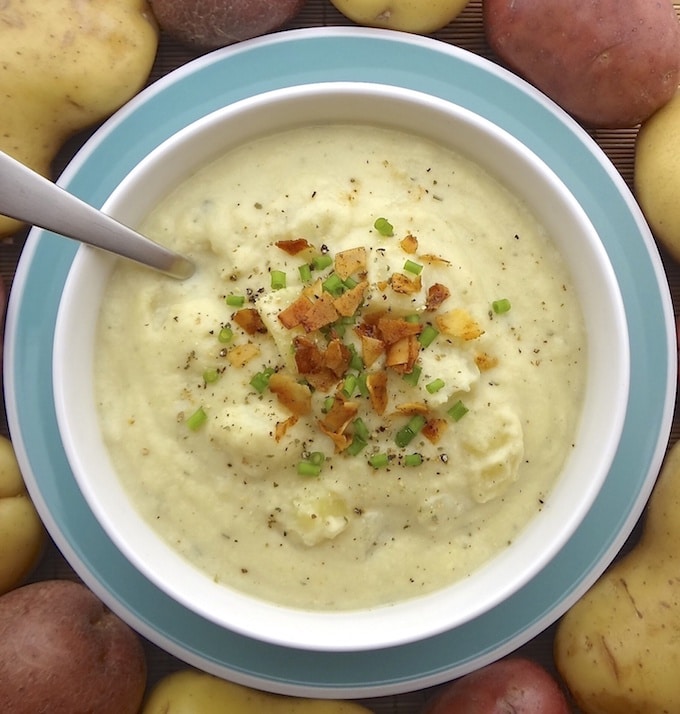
[4,27,676,698]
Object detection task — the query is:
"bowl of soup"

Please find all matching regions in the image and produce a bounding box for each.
[52,81,629,652]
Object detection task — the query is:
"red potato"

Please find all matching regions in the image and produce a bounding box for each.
[483,0,680,128]
[0,580,147,714]
[423,657,571,714]
[149,0,307,49]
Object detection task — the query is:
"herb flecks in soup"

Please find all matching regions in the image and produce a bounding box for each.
[94,124,586,610]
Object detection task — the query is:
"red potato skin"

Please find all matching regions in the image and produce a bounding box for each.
[483,0,680,128]
[0,580,146,714]
[422,657,571,714]
[150,0,307,49]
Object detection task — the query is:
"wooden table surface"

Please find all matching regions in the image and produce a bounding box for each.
[2,2,679,711]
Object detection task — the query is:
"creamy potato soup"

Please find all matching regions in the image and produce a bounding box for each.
[94,123,586,610]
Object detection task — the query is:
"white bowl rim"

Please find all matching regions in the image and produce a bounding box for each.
[53,81,630,652]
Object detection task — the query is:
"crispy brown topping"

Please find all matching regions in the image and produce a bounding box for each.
[360,310,386,328]
[302,278,324,300]
[333,280,368,317]
[293,336,339,392]
[425,283,450,312]
[278,294,313,329]
[318,395,359,452]
[358,332,385,368]
[422,418,448,444]
[385,335,420,374]
[334,247,367,279]
[400,234,418,254]
[436,308,484,340]
[233,308,267,335]
[390,272,422,295]
[274,238,312,255]
[394,402,429,415]
[227,343,260,368]
[366,372,388,415]
[274,415,298,442]
[279,292,341,333]
[293,335,324,373]
[419,253,451,266]
[377,316,423,345]
[299,292,339,332]
[325,338,352,377]
[269,372,312,416]
[475,352,499,371]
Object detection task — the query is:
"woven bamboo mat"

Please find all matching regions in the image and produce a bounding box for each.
[5,2,680,711]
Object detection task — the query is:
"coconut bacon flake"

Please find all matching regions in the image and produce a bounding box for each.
[269,372,313,416]
[318,394,360,452]
[275,238,313,255]
[233,307,267,335]
[436,308,485,340]
[425,283,451,312]
[334,247,367,280]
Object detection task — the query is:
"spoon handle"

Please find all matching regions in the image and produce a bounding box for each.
[0,151,194,279]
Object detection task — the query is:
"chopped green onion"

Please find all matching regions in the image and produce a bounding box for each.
[418,325,439,348]
[357,372,370,398]
[250,367,275,394]
[403,259,423,275]
[348,344,364,372]
[186,406,207,431]
[404,453,423,467]
[218,326,233,343]
[298,263,312,283]
[346,435,368,456]
[395,414,427,448]
[270,270,287,290]
[353,418,370,442]
[404,313,420,324]
[322,272,345,296]
[492,298,512,314]
[402,364,422,386]
[312,254,333,271]
[374,217,394,237]
[308,451,326,466]
[341,374,358,398]
[203,367,219,384]
[298,460,322,477]
[368,452,389,469]
[226,294,245,308]
[447,399,469,421]
[426,378,445,394]
[338,316,357,334]
[343,276,358,289]
[322,396,335,413]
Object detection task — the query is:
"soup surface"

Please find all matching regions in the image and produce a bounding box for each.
[94,123,587,610]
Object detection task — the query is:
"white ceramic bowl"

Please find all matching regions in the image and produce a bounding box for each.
[52,82,629,652]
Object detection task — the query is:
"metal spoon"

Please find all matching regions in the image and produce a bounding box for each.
[0,151,194,279]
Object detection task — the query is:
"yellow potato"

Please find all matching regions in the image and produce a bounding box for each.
[330,0,470,34]
[0,0,159,237]
[554,440,680,713]
[142,670,373,714]
[0,436,45,595]
[635,90,680,263]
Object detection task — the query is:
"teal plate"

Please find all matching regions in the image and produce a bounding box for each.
[4,28,676,697]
